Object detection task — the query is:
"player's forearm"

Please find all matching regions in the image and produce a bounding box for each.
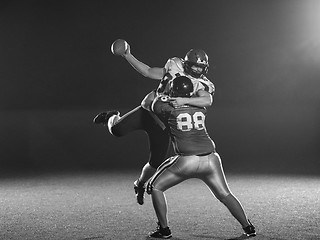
[124,53,163,80]
[124,53,150,77]
[185,95,213,107]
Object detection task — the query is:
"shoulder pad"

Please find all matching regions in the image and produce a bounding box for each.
[164,57,184,72]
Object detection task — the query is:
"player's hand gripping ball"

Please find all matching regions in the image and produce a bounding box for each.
[111,39,128,56]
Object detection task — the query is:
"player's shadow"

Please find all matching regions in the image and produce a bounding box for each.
[191,233,287,240]
[191,234,225,239]
[226,234,287,240]
[144,236,184,240]
[78,236,105,240]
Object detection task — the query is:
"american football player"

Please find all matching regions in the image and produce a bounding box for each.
[93,43,214,205]
[146,76,256,239]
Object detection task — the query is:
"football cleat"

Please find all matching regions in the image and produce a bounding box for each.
[134,179,145,205]
[227,220,256,240]
[243,219,256,237]
[93,110,120,125]
[148,222,172,239]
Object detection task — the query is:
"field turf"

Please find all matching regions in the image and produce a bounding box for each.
[0,171,319,240]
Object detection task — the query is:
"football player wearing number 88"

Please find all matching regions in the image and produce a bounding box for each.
[147,77,256,239]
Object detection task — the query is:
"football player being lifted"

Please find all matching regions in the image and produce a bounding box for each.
[93,41,214,205]
[147,76,256,239]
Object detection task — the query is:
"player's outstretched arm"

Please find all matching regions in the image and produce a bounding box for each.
[122,44,164,80]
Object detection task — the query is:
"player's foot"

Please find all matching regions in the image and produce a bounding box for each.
[226,220,256,240]
[134,179,145,205]
[93,110,120,125]
[148,222,172,239]
[242,220,256,237]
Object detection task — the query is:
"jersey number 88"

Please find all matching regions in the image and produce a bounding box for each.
[176,112,205,131]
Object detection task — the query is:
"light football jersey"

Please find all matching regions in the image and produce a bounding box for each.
[156,57,215,96]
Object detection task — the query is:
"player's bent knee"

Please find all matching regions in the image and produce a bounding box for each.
[146,182,164,195]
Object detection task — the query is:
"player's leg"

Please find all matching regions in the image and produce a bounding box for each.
[94,106,170,205]
[108,106,146,136]
[134,162,155,205]
[93,106,145,136]
[146,156,186,238]
[200,153,256,237]
[94,90,157,135]
[93,106,159,204]
[134,162,156,205]
[134,110,171,205]
[137,116,170,184]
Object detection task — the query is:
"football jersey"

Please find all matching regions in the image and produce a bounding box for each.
[152,96,215,156]
[156,57,215,96]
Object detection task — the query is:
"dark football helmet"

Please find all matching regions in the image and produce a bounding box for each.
[169,76,193,97]
[183,49,209,78]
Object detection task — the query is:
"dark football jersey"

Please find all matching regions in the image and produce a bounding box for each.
[152,96,215,156]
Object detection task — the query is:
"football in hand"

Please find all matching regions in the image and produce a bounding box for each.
[111,39,128,56]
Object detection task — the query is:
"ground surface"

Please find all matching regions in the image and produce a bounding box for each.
[0,171,319,240]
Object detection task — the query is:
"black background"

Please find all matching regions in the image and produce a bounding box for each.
[0,0,319,175]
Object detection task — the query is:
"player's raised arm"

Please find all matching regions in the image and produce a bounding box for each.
[111,39,165,80]
[122,42,165,80]
[125,53,165,80]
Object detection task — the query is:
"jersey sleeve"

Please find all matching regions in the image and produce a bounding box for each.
[157,57,184,94]
[164,57,184,73]
[193,78,215,95]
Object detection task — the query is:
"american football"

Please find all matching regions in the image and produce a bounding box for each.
[111,39,128,56]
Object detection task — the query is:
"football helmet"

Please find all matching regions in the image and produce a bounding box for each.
[169,76,193,97]
[183,49,209,78]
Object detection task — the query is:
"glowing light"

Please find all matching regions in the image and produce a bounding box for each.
[295,0,320,63]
